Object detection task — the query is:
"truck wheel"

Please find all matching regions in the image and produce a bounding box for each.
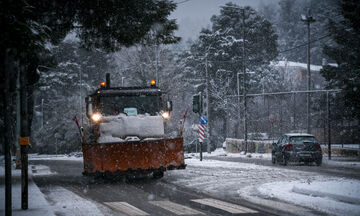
[153,171,164,179]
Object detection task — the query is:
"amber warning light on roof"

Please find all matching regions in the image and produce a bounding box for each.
[150,80,156,86]
[100,82,106,87]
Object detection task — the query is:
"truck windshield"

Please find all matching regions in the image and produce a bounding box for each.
[98,95,161,116]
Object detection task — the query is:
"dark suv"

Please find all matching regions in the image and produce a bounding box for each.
[272,133,322,166]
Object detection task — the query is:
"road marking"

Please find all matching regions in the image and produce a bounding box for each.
[104,202,149,216]
[149,200,204,215]
[238,194,312,216]
[191,198,258,214]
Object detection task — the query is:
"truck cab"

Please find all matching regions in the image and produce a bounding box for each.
[81,75,184,178]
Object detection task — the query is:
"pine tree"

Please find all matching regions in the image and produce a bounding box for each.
[321,0,360,121]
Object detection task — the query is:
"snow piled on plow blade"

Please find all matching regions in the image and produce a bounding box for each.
[98,114,164,143]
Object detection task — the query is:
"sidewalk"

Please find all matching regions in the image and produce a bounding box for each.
[0,159,55,216]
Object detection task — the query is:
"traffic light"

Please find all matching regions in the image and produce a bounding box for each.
[193,94,201,113]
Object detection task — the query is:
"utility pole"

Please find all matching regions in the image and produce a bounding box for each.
[301,10,315,134]
[242,8,248,154]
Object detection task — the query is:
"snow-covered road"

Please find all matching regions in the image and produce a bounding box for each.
[2,153,360,216]
[167,156,360,216]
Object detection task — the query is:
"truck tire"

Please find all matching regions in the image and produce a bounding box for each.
[153,171,164,179]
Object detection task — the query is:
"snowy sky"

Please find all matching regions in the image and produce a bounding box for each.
[170,0,280,41]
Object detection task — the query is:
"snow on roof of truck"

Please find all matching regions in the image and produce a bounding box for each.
[285,133,314,137]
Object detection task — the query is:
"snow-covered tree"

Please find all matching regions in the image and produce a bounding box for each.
[321,0,360,123]
[180,3,278,143]
[32,40,113,153]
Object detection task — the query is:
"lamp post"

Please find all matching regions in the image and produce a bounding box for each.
[301,10,315,134]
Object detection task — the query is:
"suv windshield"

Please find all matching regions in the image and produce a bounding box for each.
[98,95,161,116]
[290,136,317,144]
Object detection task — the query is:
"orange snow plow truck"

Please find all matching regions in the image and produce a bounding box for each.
[82,74,185,178]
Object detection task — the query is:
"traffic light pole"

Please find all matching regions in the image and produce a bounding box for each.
[20,65,29,210]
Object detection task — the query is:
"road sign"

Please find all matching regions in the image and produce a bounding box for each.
[198,123,205,143]
[200,116,208,125]
[19,137,30,146]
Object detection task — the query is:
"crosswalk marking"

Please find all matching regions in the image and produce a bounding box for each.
[104,202,149,216]
[149,201,204,215]
[191,198,258,214]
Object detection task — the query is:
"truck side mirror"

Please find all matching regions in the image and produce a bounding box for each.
[167,101,173,111]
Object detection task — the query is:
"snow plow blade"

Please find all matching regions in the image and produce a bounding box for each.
[82,137,186,176]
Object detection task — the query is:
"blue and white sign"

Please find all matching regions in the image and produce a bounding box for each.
[200,116,208,125]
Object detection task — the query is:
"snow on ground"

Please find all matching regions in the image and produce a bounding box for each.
[44,186,106,216]
[168,157,360,216]
[28,153,83,161]
[187,148,360,168]
[0,165,55,216]
[243,178,360,216]
[186,148,272,159]
[0,161,107,216]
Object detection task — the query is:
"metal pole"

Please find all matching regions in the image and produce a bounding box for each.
[237,72,241,138]
[80,68,83,125]
[293,92,296,130]
[327,92,331,160]
[301,10,315,134]
[155,44,159,85]
[15,65,21,170]
[4,50,12,216]
[41,98,44,128]
[205,57,211,153]
[306,20,311,134]
[242,8,248,154]
[20,64,28,210]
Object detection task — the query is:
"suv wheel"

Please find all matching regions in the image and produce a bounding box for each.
[315,159,322,166]
[271,154,276,164]
[282,154,288,166]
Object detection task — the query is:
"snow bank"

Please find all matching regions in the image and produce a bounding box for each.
[254,178,360,216]
[186,148,272,159]
[98,114,164,143]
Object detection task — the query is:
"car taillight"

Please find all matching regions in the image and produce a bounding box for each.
[285,144,293,151]
[316,144,321,150]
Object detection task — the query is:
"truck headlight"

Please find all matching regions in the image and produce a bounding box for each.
[161,111,170,120]
[91,113,102,122]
